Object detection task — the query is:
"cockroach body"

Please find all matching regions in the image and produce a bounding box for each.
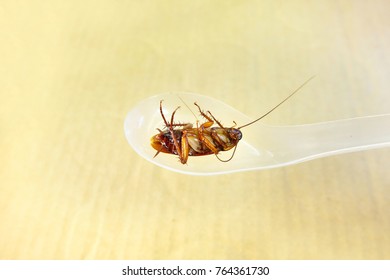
[150,77,314,164]
[151,102,242,164]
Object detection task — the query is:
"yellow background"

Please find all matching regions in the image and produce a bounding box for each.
[1,0,389,259]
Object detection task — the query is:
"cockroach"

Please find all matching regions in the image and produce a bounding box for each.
[150,77,314,164]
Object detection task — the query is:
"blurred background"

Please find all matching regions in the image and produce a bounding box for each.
[1,0,389,259]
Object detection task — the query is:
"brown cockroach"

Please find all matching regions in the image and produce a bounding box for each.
[150,77,314,164]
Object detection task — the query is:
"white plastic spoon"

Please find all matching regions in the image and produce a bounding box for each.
[124,93,390,176]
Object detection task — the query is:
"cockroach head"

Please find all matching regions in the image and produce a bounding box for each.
[227,128,242,141]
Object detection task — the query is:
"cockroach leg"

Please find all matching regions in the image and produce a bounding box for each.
[197,123,219,154]
[167,123,193,129]
[159,100,169,127]
[194,102,214,128]
[207,110,224,128]
[194,102,213,123]
[180,130,189,164]
[210,130,229,150]
[169,108,184,163]
[169,106,180,127]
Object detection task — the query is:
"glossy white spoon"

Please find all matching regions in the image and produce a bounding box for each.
[124,93,390,176]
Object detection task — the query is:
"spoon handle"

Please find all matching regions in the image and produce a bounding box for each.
[268,114,390,162]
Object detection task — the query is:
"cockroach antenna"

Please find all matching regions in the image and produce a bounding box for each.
[238,76,316,129]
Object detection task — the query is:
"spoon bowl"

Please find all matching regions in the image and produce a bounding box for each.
[124,93,390,175]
